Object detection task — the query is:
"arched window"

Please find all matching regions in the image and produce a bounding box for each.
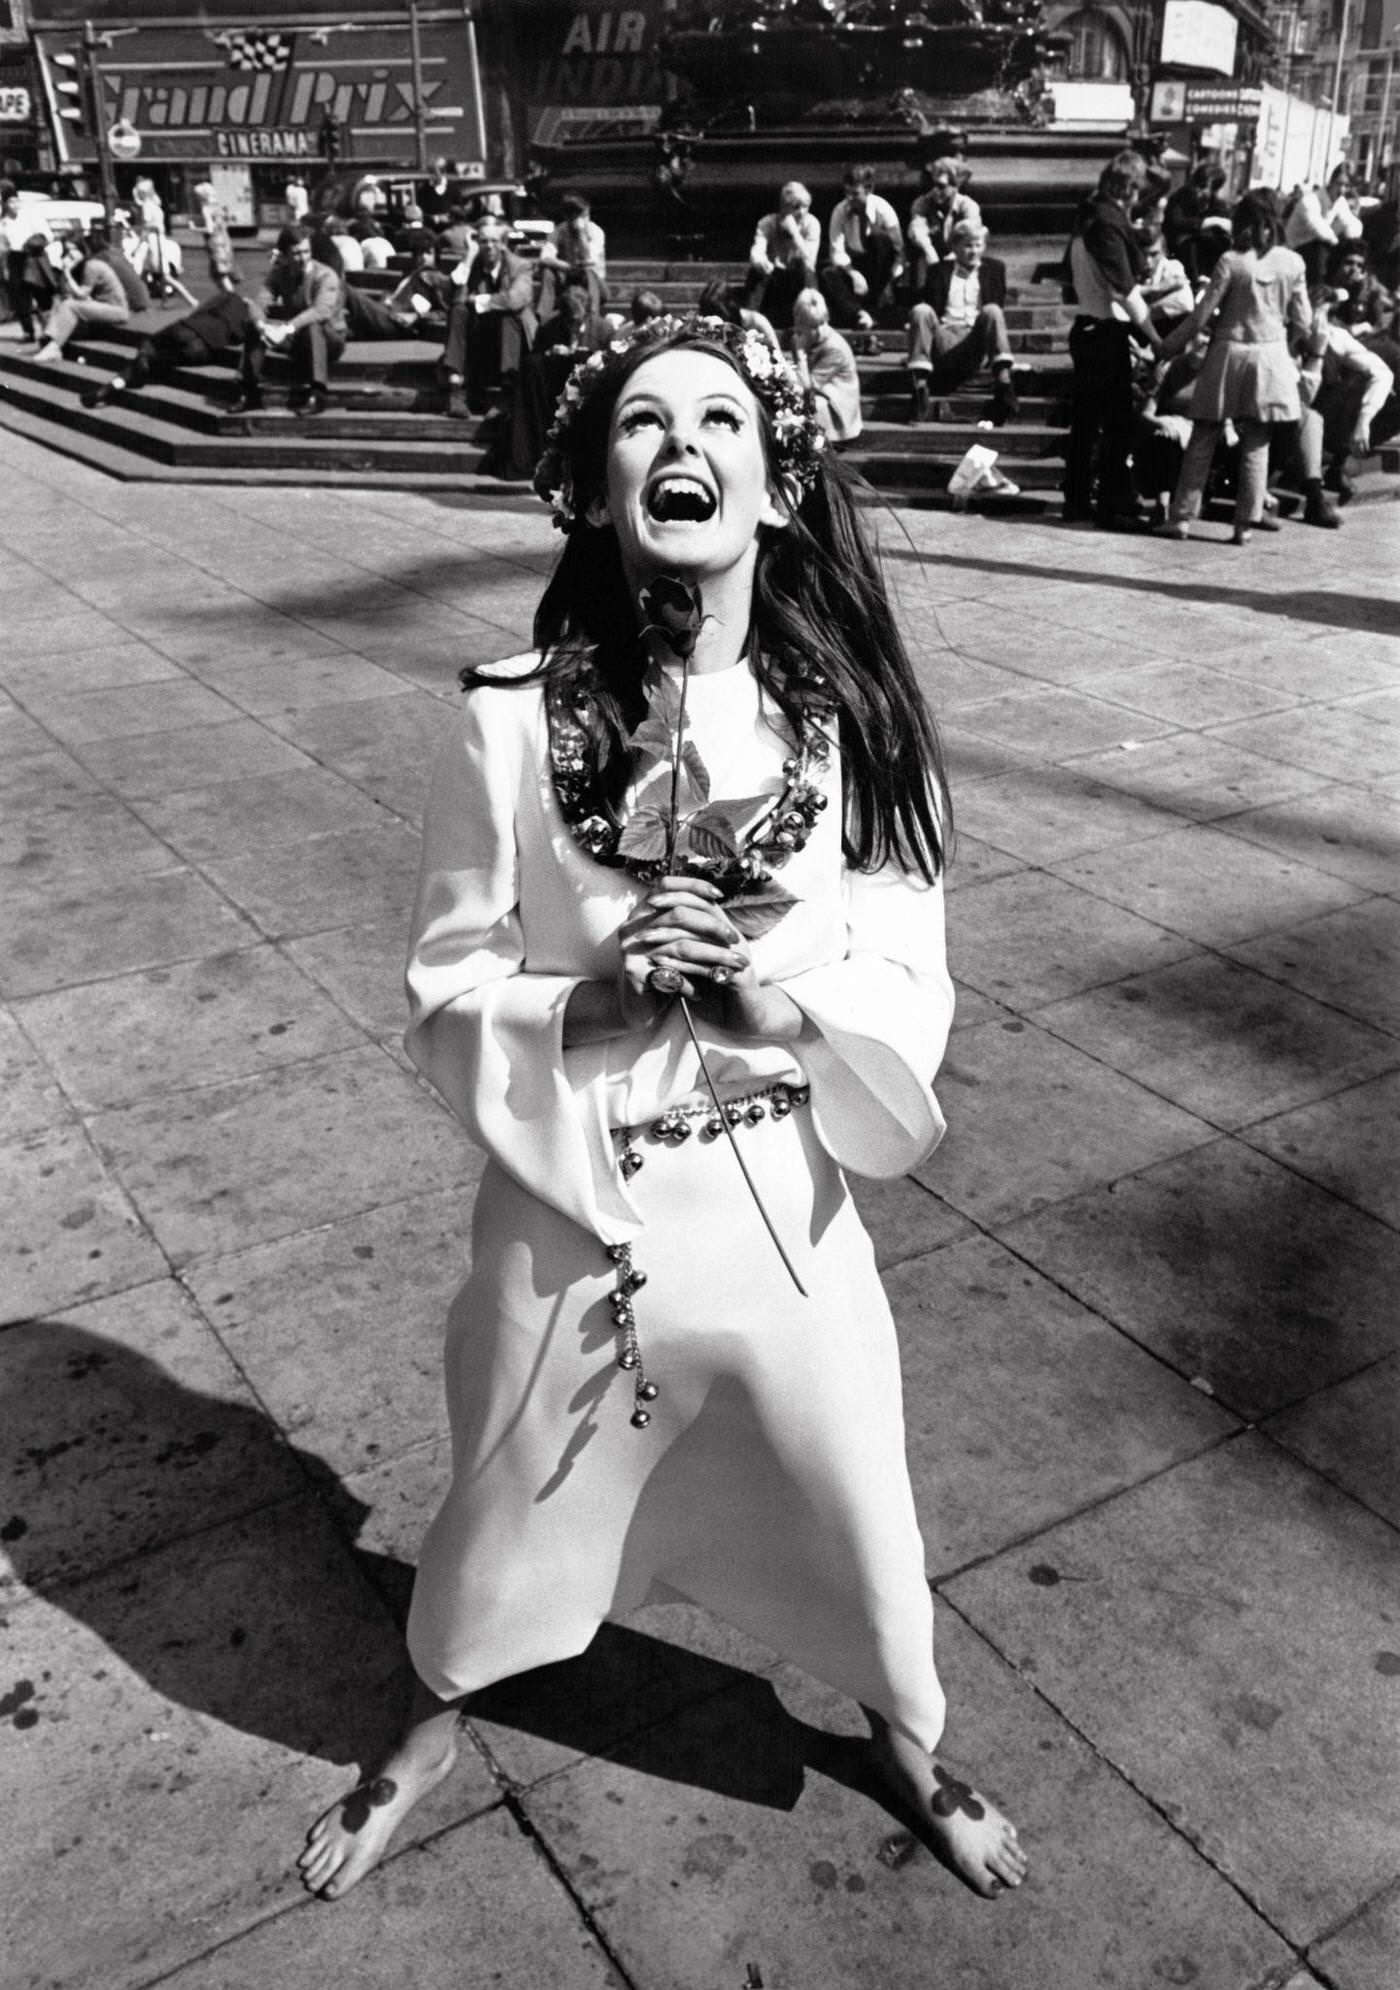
[1058,8,1131,81]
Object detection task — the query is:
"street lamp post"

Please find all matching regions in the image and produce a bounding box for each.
[407,0,428,174]
[80,20,118,225]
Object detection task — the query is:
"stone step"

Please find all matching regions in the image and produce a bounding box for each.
[852,417,1064,459]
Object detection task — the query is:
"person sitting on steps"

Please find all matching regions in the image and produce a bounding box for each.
[230,225,346,418]
[906,222,1018,427]
[439,217,538,421]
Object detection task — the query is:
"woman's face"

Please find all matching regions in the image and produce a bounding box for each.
[595,349,784,583]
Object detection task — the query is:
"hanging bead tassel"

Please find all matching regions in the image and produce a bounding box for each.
[606,1242,659,1428]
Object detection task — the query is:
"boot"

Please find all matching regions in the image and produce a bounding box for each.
[990,368,1019,427]
[909,375,930,425]
[1302,478,1342,529]
[446,386,471,420]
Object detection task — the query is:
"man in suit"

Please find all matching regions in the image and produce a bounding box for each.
[905,222,1017,425]
[232,225,346,416]
[439,217,537,419]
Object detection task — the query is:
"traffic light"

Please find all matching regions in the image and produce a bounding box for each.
[50,50,94,139]
[318,111,341,164]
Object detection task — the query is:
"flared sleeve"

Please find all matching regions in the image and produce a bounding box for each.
[404,685,639,1244]
[783,859,954,1180]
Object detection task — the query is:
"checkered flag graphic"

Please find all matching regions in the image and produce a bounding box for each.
[213,30,294,72]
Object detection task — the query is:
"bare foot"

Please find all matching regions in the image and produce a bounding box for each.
[868,1727,1028,1899]
[298,1735,457,1900]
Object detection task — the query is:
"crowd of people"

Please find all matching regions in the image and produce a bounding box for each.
[4,148,1397,526]
[1066,149,1398,538]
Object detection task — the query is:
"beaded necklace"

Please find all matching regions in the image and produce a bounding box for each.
[546,661,833,931]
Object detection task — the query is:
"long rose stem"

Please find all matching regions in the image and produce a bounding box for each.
[680,996,808,1298]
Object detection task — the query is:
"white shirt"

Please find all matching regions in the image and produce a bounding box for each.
[943,267,981,329]
[827,194,904,268]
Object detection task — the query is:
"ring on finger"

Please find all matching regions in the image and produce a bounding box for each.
[648,963,684,996]
[709,964,734,986]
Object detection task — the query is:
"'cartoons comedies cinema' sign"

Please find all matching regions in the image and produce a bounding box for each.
[36,18,485,165]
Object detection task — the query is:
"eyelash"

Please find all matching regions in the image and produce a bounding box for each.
[621,407,744,434]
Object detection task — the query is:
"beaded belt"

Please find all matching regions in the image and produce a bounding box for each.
[605,1079,811,1429]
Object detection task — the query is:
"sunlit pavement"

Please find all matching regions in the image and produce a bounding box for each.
[2,423,1397,1990]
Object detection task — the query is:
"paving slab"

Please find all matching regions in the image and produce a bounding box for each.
[1050,822,1366,946]
[14,677,243,746]
[193,649,418,718]
[1001,1137,1400,1419]
[1306,1883,1400,1990]
[1085,656,1303,727]
[70,717,317,800]
[1,788,187,893]
[1033,951,1396,1130]
[13,945,366,1111]
[925,597,1180,683]
[517,1613,1295,1990]
[182,1187,470,1480]
[1262,1353,1400,1530]
[193,820,424,939]
[0,1498,498,1990]
[1208,705,1400,786]
[0,849,262,999]
[949,868,1197,1011]
[130,762,399,860]
[284,914,412,1040]
[150,1806,624,1990]
[889,1233,1239,1574]
[1210,635,1400,701]
[950,683,1175,762]
[1065,731,1331,821]
[1240,1069,1400,1232]
[3,1119,169,1325]
[0,1003,73,1142]
[0,1277,309,1598]
[953,762,1184,863]
[1214,781,1400,898]
[1225,896,1400,1037]
[915,1016,1214,1227]
[88,1043,475,1265]
[0,637,184,695]
[944,1435,1400,1948]
[939,830,1025,892]
[846,1171,971,1270]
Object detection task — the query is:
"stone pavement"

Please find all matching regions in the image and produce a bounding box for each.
[1,423,1396,1990]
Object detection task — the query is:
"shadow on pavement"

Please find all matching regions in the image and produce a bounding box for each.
[892,548,1397,637]
[3,1317,881,1816]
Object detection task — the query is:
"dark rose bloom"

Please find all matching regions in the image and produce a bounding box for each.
[639,575,704,660]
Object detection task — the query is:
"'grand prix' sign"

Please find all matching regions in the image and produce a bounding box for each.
[38,18,485,166]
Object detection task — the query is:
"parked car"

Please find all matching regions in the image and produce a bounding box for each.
[11,186,106,237]
[380,175,551,255]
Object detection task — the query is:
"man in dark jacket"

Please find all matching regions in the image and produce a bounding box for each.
[1064,150,1163,528]
[439,218,537,418]
[232,224,346,415]
[81,289,257,407]
[905,222,1016,424]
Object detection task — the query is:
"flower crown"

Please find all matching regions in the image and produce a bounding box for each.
[533,313,827,529]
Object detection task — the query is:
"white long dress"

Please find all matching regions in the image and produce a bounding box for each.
[403,655,955,1751]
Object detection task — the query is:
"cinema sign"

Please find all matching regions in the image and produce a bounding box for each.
[35,16,486,167]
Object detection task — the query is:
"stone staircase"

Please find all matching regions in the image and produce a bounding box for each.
[0,244,1075,505]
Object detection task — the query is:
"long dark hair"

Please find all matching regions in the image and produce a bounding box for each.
[461,326,952,880]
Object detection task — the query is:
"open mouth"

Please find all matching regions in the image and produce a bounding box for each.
[646,476,717,523]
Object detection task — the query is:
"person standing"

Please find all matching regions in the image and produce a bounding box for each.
[285,175,310,226]
[1160,192,1312,544]
[1,191,49,341]
[417,158,455,235]
[1064,150,1163,529]
[232,224,346,416]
